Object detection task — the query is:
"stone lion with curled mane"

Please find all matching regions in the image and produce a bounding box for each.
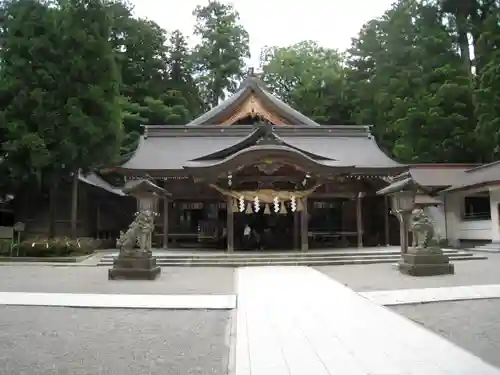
[116,210,155,255]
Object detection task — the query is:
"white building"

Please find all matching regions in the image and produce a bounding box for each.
[400,163,500,248]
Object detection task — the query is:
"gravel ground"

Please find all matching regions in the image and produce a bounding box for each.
[0,306,231,375]
[316,253,500,291]
[392,299,500,369]
[0,267,235,295]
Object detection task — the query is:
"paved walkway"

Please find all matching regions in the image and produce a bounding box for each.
[0,292,236,309]
[236,266,500,375]
[361,284,500,306]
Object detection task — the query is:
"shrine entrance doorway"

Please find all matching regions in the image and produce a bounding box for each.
[234,201,295,250]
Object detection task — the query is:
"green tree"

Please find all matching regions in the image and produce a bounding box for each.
[440,0,500,77]
[59,0,124,237]
[192,1,250,108]
[167,30,204,118]
[106,1,196,141]
[474,7,500,161]
[0,0,65,237]
[347,0,477,163]
[0,0,123,238]
[260,40,352,124]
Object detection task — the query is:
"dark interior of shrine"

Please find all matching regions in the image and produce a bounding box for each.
[233,203,295,250]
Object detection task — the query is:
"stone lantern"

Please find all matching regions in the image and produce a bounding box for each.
[108,179,171,280]
[377,177,454,276]
[390,190,416,255]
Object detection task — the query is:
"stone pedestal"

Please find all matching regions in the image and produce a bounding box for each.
[398,248,454,276]
[108,252,161,280]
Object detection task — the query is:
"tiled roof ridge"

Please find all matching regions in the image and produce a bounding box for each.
[465,160,500,173]
[143,124,374,138]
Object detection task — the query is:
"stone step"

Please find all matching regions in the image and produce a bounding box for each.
[472,243,500,253]
[99,248,467,260]
[98,251,475,263]
[98,254,486,267]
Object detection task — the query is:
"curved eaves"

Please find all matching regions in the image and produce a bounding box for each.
[184,144,350,174]
[191,128,335,162]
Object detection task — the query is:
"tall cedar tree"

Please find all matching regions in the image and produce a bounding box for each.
[59,0,123,237]
[474,7,500,161]
[0,0,66,237]
[347,0,477,163]
[193,1,250,108]
[0,0,123,237]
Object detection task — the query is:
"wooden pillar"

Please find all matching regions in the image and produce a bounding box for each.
[293,210,300,250]
[96,203,101,238]
[163,197,169,249]
[384,195,390,246]
[356,192,363,248]
[300,197,309,252]
[401,212,411,254]
[227,196,234,252]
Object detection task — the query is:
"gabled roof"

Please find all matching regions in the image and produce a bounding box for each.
[186,74,321,127]
[116,124,403,175]
[407,165,472,189]
[78,172,125,196]
[442,161,500,192]
[376,164,483,196]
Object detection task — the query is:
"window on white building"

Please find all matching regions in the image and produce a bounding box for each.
[462,196,491,221]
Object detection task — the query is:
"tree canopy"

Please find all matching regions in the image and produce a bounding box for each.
[2,0,500,235]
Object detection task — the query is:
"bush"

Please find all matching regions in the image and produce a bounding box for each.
[13,237,93,257]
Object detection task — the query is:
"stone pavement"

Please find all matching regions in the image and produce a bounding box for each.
[0,266,235,295]
[392,299,500,369]
[1,263,500,374]
[317,252,500,291]
[0,307,230,375]
[361,284,500,305]
[236,266,500,375]
[0,292,236,309]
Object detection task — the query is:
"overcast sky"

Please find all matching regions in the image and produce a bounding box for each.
[131,0,394,67]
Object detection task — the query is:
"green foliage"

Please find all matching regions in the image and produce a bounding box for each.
[13,237,93,257]
[59,0,124,170]
[0,0,123,182]
[474,8,500,161]
[0,0,63,185]
[260,41,353,124]
[106,1,196,148]
[192,1,250,108]
[167,30,204,117]
[3,0,500,203]
[346,0,478,163]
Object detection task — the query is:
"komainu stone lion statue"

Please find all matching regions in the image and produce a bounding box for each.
[410,208,435,249]
[116,210,155,255]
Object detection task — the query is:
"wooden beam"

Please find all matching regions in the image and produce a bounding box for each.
[294,210,300,250]
[227,196,234,252]
[384,195,390,246]
[163,197,169,249]
[301,197,309,251]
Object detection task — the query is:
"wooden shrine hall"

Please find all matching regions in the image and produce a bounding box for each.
[114,72,405,251]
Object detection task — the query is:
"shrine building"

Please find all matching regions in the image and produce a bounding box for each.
[114,72,406,251]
